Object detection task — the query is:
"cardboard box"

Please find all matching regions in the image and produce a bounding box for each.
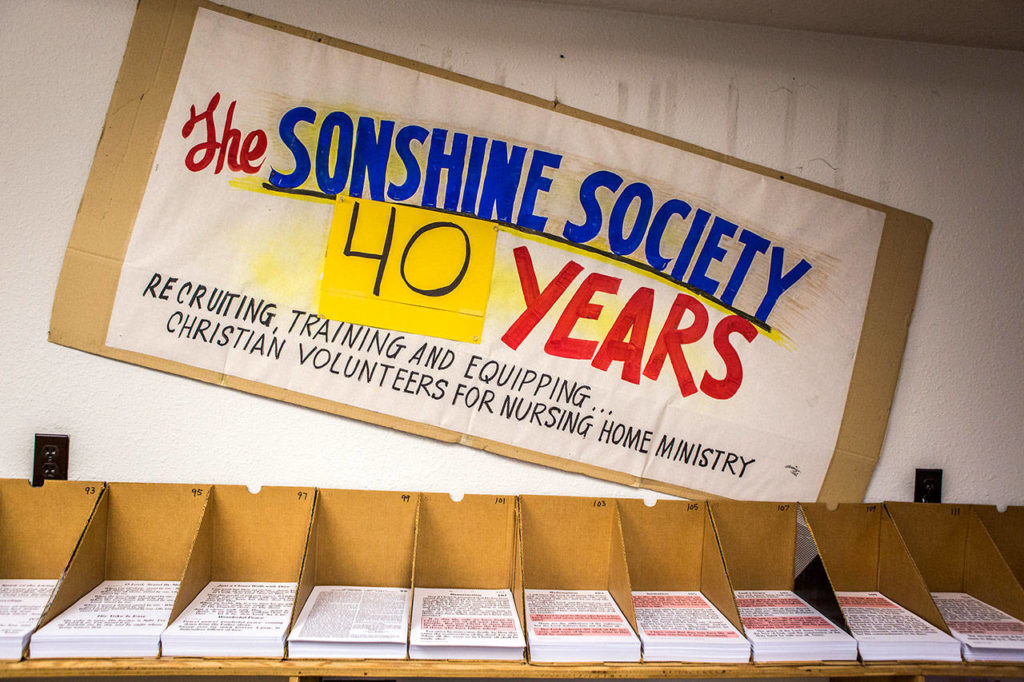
[412,491,522,627]
[973,505,1024,589]
[519,495,638,638]
[292,488,419,635]
[886,502,1024,622]
[617,498,743,634]
[710,501,848,630]
[36,481,209,633]
[800,502,948,633]
[169,484,316,631]
[0,478,102,584]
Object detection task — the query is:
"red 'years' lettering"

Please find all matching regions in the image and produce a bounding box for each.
[182,92,267,174]
[502,245,758,400]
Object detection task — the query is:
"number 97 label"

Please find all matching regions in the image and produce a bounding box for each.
[319,197,498,343]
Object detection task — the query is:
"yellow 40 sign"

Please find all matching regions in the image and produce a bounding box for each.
[319,197,498,343]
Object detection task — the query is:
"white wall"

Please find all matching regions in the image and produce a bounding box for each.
[1,0,1021,505]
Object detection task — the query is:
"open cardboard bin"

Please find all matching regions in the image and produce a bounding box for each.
[800,503,949,636]
[411,492,523,657]
[973,505,1024,589]
[617,498,743,636]
[519,494,638,660]
[710,501,852,643]
[291,488,419,654]
[886,502,1024,623]
[167,483,316,654]
[33,481,210,652]
[0,478,103,659]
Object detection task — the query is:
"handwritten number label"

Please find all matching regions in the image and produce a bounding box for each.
[495,497,506,505]
[777,504,790,512]
[191,488,204,497]
[401,494,411,503]
[866,504,876,512]
[593,499,607,508]
[686,503,700,511]
[84,486,97,495]
[297,491,308,500]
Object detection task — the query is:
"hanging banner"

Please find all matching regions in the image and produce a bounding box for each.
[51,1,929,501]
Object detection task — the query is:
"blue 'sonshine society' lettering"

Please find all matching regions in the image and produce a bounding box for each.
[269,107,811,325]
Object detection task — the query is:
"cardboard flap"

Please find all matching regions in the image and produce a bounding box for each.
[877,505,949,632]
[885,502,969,591]
[974,505,1024,587]
[801,503,882,591]
[208,484,315,582]
[291,490,321,630]
[709,501,796,590]
[700,507,745,633]
[512,497,525,633]
[607,501,637,629]
[963,510,1024,620]
[37,487,110,628]
[0,479,102,579]
[169,484,214,623]
[413,493,516,589]
[617,499,703,591]
[104,482,209,580]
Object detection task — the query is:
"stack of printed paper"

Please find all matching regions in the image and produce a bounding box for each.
[931,592,1024,662]
[287,585,410,658]
[29,580,178,658]
[409,587,524,660]
[161,581,296,657]
[632,591,749,662]
[735,590,857,662]
[0,580,57,659]
[525,589,640,662]
[836,592,961,661]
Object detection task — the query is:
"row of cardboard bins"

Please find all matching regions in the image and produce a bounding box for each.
[1,478,1022,664]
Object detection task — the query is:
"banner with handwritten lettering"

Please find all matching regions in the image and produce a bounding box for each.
[98,7,888,501]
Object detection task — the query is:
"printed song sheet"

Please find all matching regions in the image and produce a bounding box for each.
[932,592,1024,662]
[161,581,296,657]
[632,590,749,662]
[524,589,640,662]
[0,580,57,659]
[409,587,524,660]
[835,591,960,661]
[288,585,410,658]
[734,590,856,662]
[29,580,178,658]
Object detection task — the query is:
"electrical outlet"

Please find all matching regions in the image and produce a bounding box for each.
[914,468,942,503]
[32,434,69,486]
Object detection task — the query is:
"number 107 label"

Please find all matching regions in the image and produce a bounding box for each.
[319,197,499,343]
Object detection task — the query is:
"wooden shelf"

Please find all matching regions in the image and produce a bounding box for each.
[0,659,1022,679]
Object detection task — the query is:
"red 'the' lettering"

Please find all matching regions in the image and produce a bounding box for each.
[182,92,267,174]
